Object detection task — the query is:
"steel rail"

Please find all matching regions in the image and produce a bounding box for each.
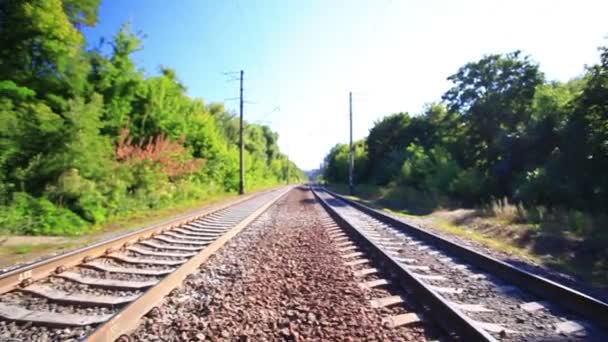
[86,186,292,341]
[323,187,608,332]
[312,187,497,341]
[0,188,274,295]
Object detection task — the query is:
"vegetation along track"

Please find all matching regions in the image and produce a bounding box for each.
[0,187,290,342]
[312,186,608,341]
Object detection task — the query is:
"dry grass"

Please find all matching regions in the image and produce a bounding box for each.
[481,198,524,223]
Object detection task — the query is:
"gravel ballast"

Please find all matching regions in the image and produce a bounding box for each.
[132,187,428,341]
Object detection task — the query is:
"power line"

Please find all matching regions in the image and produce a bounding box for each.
[255,106,280,123]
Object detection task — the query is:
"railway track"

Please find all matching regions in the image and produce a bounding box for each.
[0,187,290,342]
[312,186,608,341]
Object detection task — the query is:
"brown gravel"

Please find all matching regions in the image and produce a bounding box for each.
[131,187,429,341]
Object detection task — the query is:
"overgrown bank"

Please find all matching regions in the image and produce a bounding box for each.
[0,1,304,236]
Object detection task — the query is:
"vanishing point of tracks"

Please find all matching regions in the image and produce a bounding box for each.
[312,186,608,341]
[0,187,290,341]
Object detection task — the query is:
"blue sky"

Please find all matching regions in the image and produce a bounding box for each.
[84,0,608,170]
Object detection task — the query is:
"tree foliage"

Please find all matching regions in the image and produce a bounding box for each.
[0,1,303,235]
[323,49,608,213]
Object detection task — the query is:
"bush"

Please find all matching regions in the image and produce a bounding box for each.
[449,168,485,205]
[0,192,88,236]
[45,169,108,223]
[400,143,462,198]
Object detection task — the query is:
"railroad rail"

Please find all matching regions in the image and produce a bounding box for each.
[0,187,291,341]
[312,186,608,341]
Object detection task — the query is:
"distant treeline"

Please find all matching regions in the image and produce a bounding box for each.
[323,48,608,215]
[0,0,304,235]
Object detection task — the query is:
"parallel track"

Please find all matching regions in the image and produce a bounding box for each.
[312,186,608,341]
[0,187,290,341]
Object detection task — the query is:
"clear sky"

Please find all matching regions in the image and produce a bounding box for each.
[84,0,608,170]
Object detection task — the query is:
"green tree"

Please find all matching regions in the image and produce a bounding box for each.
[442,51,544,199]
[559,47,608,211]
[89,24,145,137]
[0,0,96,107]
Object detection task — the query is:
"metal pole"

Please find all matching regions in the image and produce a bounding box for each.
[349,91,354,195]
[239,70,245,195]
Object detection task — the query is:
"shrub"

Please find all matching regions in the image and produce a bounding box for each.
[400,143,462,198]
[449,168,485,205]
[0,192,88,236]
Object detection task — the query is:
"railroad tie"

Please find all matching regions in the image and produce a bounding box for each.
[84,259,174,276]
[172,228,219,238]
[325,228,342,234]
[344,258,369,267]
[338,245,357,253]
[359,278,390,289]
[56,271,158,289]
[353,268,378,277]
[128,245,198,257]
[138,240,202,252]
[329,232,347,239]
[154,235,210,246]
[0,303,112,327]
[341,251,363,259]
[107,253,187,266]
[22,284,140,305]
[382,313,422,328]
[370,295,404,308]
[162,231,215,242]
[333,236,349,243]
[335,241,354,248]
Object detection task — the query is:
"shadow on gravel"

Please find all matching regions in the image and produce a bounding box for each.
[300,198,317,205]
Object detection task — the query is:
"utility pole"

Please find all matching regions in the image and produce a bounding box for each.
[239,70,245,195]
[349,91,354,195]
[286,165,290,185]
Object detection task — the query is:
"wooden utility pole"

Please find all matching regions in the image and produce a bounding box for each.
[349,91,354,195]
[239,70,245,195]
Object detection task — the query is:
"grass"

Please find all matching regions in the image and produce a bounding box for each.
[424,217,543,264]
[12,245,32,254]
[0,242,79,268]
[0,185,279,269]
